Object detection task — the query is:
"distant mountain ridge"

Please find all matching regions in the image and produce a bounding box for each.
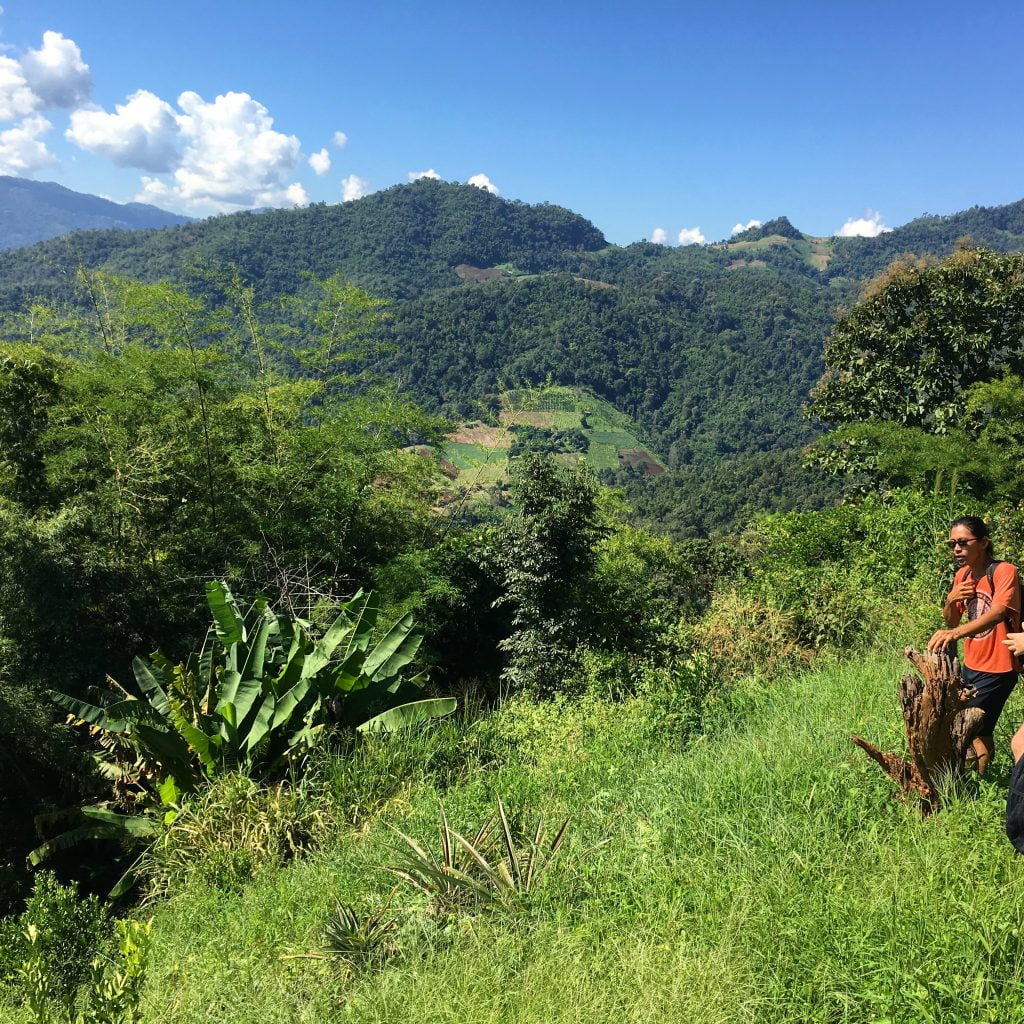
[0,176,190,250]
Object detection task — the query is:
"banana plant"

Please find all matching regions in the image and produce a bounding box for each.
[47,581,456,806]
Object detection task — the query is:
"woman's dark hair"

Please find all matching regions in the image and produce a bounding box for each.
[950,515,994,555]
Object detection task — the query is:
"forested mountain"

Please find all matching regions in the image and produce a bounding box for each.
[0,176,190,250]
[3,179,1024,535]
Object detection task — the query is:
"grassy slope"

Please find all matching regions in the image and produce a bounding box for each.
[8,657,1023,1023]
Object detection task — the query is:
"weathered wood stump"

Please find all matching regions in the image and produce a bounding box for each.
[851,646,985,813]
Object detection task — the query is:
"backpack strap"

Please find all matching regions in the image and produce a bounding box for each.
[986,560,1001,595]
[984,560,1022,630]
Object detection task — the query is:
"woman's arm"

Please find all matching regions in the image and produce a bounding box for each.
[941,576,974,628]
[929,602,1008,652]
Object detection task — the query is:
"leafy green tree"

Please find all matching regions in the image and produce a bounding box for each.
[490,455,607,691]
[809,248,1024,434]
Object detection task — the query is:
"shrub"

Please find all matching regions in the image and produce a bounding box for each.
[0,872,109,1002]
[138,774,332,899]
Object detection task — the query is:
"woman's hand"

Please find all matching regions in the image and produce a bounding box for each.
[928,628,960,652]
[1003,632,1024,656]
[948,578,976,605]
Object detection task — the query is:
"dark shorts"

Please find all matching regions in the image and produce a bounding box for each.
[962,668,1019,736]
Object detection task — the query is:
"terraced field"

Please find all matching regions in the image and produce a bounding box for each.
[415,387,665,511]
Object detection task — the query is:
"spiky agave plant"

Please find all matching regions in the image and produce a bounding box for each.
[388,799,571,914]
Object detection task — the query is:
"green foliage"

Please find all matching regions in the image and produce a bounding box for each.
[0,873,109,1002]
[46,583,441,803]
[0,684,99,916]
[322,902,398,964]
[694,489,962,670]
[507,425,588,458]
[139,774,331,899]
[810,248,1024,435]
[490,455,607,692]
[388,800,571,915]
[19,917,151,1024]
[621,448,845,540]
[0,272,443,705]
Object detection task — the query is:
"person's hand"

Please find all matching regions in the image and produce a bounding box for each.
[1003,632,1024,656]
[928,628,959,653]
[949,578,976,604]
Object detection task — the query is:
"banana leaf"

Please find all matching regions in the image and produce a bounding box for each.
[48,690,127,731]
[133,655,173,716]
[132,723,199,792]
[206,579,245,647]
[167,699,221,771]
[357,698,457,733]
[28,807,157,866]
[241,602,276,681]
[363,613,423,682]
[103,699,167,727]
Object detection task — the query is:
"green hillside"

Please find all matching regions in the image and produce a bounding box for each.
[4,181,1024,535]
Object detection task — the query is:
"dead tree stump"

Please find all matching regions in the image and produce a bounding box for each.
[851,646,985,813]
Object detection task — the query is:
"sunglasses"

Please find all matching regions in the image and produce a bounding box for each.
[945,538,979,549]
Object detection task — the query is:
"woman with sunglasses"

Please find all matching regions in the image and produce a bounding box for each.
[928,516,1020,774]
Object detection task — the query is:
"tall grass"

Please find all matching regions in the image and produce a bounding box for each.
[10,654,1015,1024]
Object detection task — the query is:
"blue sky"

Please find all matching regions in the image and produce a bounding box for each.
[1,0,1022,244]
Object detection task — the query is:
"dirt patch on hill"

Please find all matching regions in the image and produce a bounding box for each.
[448,424,512,447]
[617,449,665,476]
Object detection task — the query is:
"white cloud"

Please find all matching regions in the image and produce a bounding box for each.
[0,31,91,124]
[284,181,309,205]
[308,148,330,175]
[677,226,706,245]
[408,167,441,182]
[20,31,90,109]
[67,90,180,172]
[341,173,368,202]
[650,227,668,244]
[125,90,304,214]
[332,130,348,149]
[0,55,36,120]
[835,209,892,238]
[0,114,55,175]
[467,172,499,195]
[731,219,761,235]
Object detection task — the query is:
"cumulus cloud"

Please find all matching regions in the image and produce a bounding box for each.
[467,172,499,195]
[283,181,309,205]
[0,31,91,122]
[650,227,668,244]
[20,31,90,109]
[308,148,330,175]
[677,226,706,245]
[0,114,55,175]
[67,89,180,172]
[124,90,304,213]
[408,168,440,182]
[835,210,891,237]
[341,173,368,202]
[731,219,761,235]
[0,56,37,120]
[331,130,348,149]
